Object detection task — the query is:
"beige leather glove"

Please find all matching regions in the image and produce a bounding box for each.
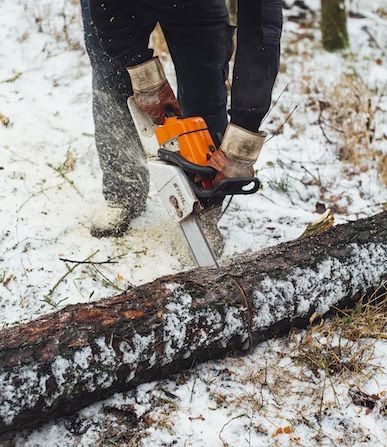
[207,124,266,184]
[127,57,181,124]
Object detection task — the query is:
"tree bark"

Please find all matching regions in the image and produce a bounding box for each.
[0,212,386,435]
[320,0,349,51]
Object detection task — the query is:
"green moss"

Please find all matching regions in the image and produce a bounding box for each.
[320,0,349,51]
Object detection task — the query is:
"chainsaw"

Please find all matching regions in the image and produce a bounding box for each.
[128,97,260,268]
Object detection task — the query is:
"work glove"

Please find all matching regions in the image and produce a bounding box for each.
[127,57,181,125]
[207,124,267,185]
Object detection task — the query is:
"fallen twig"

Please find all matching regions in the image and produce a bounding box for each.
[91,264,126,292]
[18,182,65,213]
[265,105,298,144]
[0,72,22,83]
[47,162,83,197]
[219,414,248,447]
[261,82,291,125]
[59,256,119,265]
[43,250,99,307]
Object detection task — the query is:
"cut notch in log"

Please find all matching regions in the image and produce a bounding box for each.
[0,211,386,436]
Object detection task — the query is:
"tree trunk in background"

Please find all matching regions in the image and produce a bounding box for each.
[0,212,386,436]
[320,0,349,51]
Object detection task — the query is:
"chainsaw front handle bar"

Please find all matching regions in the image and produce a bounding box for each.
[158,148,216,178]
[158,149,261,199]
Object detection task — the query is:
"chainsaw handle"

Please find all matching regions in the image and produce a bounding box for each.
[158,148,216,179]
[190,177,261,199]
[158,149,261,199]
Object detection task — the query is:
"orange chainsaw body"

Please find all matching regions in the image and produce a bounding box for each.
[155,116,216,166]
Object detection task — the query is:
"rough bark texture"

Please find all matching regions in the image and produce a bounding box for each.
[320,0,349,51]
[0,212,386,435]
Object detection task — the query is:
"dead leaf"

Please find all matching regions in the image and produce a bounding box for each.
[189,415,205,421]
[64,149,76,172]
[143,413,156,426]
[272,426,293,437]
[349,389,380,409]
[299,209,334,239]
[116,273,124,281]
[2,274,15,287]
[0,113,10,127]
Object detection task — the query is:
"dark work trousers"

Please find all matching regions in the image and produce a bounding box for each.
[81,0,233,208]
[231,0,283,131]
[88,0,282,132]
[81,0,149,209]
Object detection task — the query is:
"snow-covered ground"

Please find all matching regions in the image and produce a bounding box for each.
[0,0,386,445]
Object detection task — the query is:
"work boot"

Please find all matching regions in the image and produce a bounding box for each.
[195,204,225,258]
[90,200,146,238]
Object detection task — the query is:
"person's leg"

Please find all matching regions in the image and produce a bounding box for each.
[80,0,153,236]
[156,1,233,256]
[159,0,234,146]
[230,0,283,132]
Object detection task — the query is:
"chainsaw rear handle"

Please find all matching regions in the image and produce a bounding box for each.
[158,149,261,199]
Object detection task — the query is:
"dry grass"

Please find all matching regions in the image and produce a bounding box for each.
[295,282,387,378]
[332,282,387,341]
[296,330,374,379]
[142,388,179,434]
[317,74,387,186]
[26,0,82,50]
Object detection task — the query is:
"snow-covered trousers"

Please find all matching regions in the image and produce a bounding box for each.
[80,0,149,208]
[80,0,232,206]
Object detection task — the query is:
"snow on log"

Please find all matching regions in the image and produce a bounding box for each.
[0,211,386,435]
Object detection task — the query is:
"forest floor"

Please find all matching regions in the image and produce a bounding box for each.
[0,0,386,446]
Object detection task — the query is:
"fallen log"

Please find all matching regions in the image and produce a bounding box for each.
[0,211,386,435]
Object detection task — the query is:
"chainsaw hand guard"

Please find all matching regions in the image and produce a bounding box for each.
[158,149,261,201]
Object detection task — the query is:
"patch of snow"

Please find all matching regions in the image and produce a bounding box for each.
[162,286,193,365]
[0,365,43,425]
[252,243,387,330]
[51,356,72,389]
